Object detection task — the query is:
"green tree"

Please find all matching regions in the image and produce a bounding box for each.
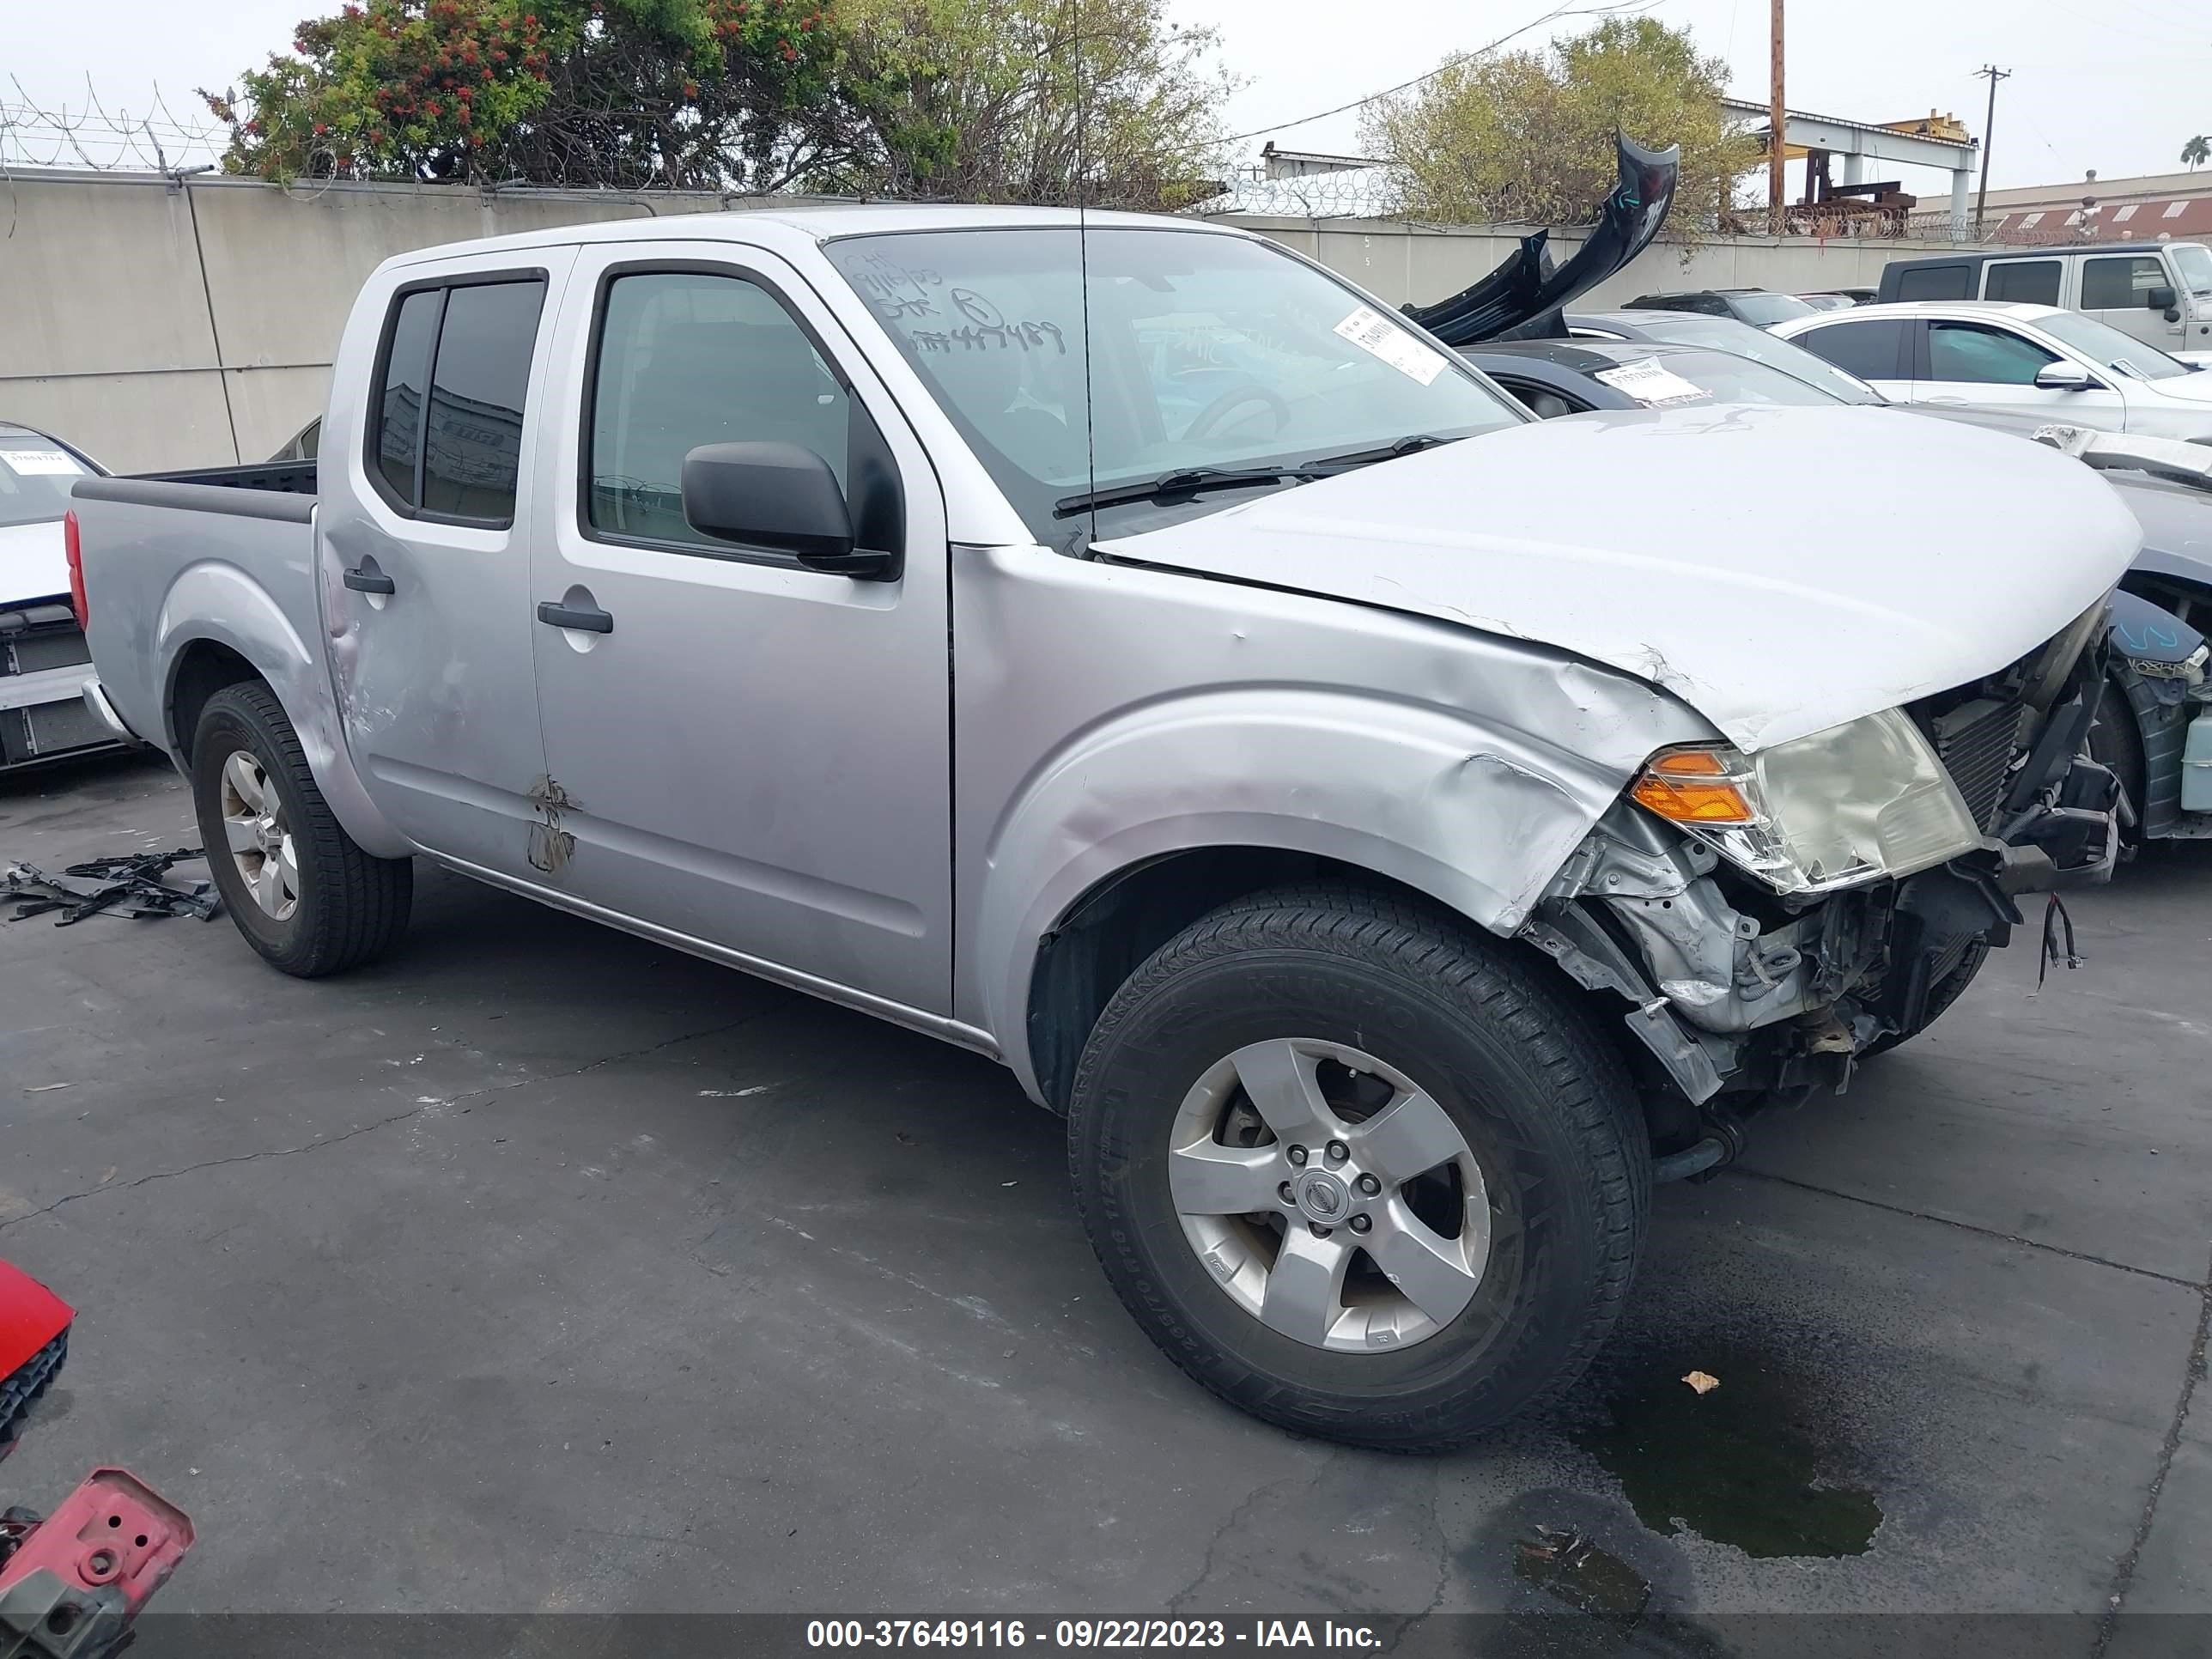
[1359,17,1758,229]
[202,0,841,188]
[818,0,1232,208]
[2183,134,2210,171]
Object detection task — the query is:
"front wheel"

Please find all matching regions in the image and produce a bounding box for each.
[1067,886,1649,1452]
[190,681,412,977]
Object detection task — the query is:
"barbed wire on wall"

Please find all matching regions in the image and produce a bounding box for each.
[0,79,228,174]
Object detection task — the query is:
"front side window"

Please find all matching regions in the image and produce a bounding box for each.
[2081,255,2166,310]
[1793,319,1906,382]
[586,270,850,551]
[1925,321,2057,386]
[368,277,545,524]
[1983,260,2061,305]
[823,228,1520,542]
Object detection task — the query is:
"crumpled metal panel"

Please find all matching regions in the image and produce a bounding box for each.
[1105,404,2142,753]
[953,542,1715,1101]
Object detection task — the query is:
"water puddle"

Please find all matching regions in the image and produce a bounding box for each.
[1567,1341,1881,1559]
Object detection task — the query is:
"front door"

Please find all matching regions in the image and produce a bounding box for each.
[325,253,576,875]
[2079,252,2185,351]
[1905,317,2127,426]
[522,243,953,1014]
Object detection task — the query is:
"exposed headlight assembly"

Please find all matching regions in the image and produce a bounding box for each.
[2124,641,2209,684]
[1629,708,1984,895]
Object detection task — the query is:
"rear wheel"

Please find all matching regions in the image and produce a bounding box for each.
[1066,885,1649,1452]
[190,682,411,976]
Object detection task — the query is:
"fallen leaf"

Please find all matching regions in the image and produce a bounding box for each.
[99,1167,118,1186]
[25,1083,71,1094]
[1682,1370,1720,1395]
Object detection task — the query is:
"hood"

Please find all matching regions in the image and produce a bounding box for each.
[0,520,68,608]
[1102,404,2141,752]
[2137,369,2212,406]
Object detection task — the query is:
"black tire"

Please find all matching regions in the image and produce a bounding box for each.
[1863,936,1990,1057]
[190,681,411,977]
[1066,884,1650,1453]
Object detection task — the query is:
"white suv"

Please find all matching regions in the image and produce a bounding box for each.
[1773,301,2212,441]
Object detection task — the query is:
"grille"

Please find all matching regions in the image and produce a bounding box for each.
[1929,697,2026,830]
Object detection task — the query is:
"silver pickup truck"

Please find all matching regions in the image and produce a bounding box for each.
[71,205,2135,1450]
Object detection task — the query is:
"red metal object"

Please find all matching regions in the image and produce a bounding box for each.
[0,1469,194,1611]
[62,511,88,633]
[0,1266,71,1381]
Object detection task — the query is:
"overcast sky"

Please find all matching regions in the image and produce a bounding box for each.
[3,0,2204,191]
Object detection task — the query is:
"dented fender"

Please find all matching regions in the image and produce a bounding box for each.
[155,562,409,859]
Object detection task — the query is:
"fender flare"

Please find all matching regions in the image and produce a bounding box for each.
[969,689,1644,1103]
[156,562,410,859]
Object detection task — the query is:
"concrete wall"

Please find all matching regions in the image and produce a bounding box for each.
[0,167,1987,471]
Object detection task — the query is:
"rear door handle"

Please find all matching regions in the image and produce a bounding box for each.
[343,567,397,595]
[537,600,613,635]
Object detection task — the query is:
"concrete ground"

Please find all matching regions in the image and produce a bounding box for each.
[3,750,2208,1638]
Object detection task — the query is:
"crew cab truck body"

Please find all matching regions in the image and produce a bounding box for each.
[73,207,2135,1450]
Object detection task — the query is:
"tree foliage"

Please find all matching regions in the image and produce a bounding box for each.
[201,0,1229,204]
[818,0,1231,207]
[1359,18,1758,229]
[2183,135,2210,172]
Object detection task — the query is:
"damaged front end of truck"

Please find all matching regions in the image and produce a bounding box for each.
[1521,600,2122,1169]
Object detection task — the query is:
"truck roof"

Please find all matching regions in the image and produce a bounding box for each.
[1887,240,2203,265]
[381,202,1249,271]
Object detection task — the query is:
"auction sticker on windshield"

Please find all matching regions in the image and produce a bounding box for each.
[0,449,81,476]
[1333,307,1447,386]
[1592,359,1713,408]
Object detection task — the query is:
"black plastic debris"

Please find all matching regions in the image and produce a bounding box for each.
[1,848,220,925]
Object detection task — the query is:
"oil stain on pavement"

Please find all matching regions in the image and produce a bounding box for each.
[1567,1336,1881,1559]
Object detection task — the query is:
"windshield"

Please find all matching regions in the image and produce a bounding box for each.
[1583,349,1842,408]
[824,228,1522,540]
[2036,311,2192,380]
[0,438,89,530]
[1595,313,1886,404]
[1730,292,1818,325]
[2170,244,2212,297]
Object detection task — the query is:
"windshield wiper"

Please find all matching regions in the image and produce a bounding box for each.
[1304,433,1462,470]
[1053,465,1329,518]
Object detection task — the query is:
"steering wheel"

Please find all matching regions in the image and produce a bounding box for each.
[1183,381,1292,442]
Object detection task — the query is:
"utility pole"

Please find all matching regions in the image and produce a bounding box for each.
[1974,65,2010,239]
[1768,0,1786,234]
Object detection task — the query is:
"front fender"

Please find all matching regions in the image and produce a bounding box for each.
[157,562,409,859]
[973,687,1689,1103]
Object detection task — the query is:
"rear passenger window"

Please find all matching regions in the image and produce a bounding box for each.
[586,270,849,552]
[1895,264,1972,301]
[366,276,546,525]
[1794,319,1905,380]
[1982,260,2061,304]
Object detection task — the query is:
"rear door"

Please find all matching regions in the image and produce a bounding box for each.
[520,240,953,1013]
[326,253,576,875]
[2079,252,2184,351]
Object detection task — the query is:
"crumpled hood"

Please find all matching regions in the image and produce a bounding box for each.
[0,520,68,607]
[1103,404,2141,750]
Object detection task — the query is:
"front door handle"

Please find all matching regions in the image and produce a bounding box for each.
[537,599,613,635]
[343,566,397,595]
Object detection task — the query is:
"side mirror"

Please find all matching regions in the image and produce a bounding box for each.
[2033,362,2099,392]
[680,441,891,579]
[2148,285,2179,312]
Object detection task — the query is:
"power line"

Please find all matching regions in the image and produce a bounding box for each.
[1217,0,1655,147]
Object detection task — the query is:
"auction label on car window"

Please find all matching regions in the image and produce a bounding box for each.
[1333,307,1447,386]
[1590,358,1713,408]
[0,449,81,476]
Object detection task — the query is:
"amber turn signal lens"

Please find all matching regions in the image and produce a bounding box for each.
[1631,749,1757,824]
